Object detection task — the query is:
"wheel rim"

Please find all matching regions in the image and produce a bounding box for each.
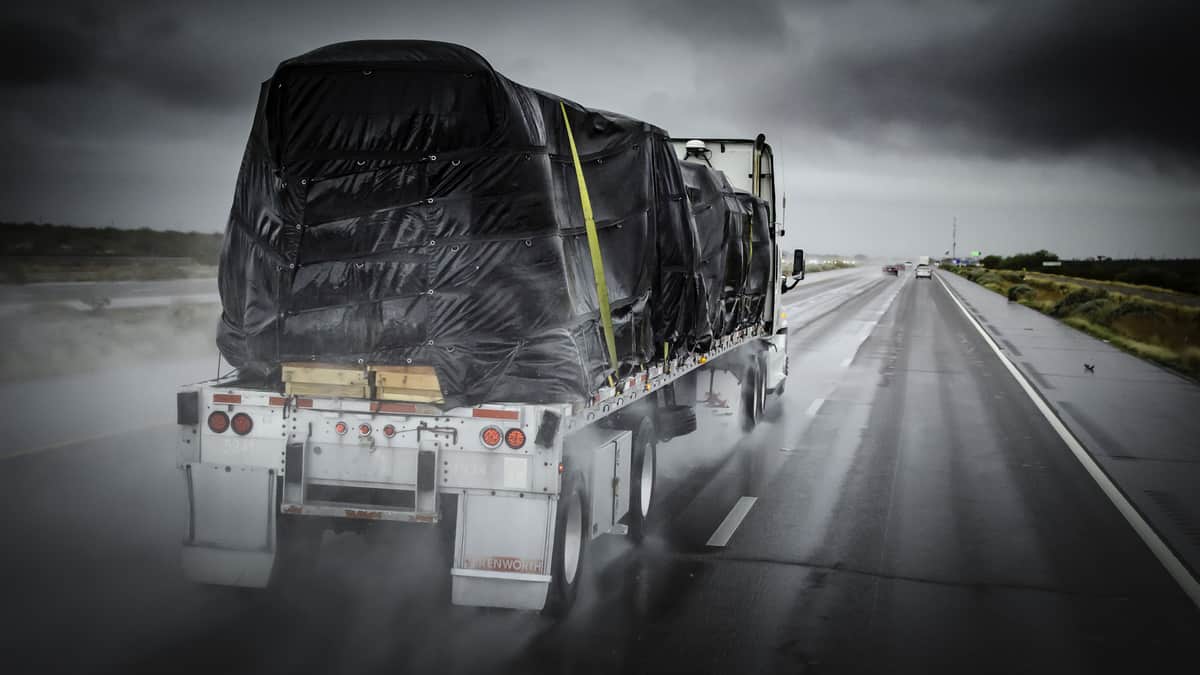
[563,492,583,585]
[639,441,654,518]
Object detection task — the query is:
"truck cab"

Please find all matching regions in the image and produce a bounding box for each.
[670,135,793,395]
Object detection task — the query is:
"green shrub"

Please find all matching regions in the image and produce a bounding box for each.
[976,272,1005,287]
[1071,297,1117,323]
[1050,287,1108,317]
[1007,284,1034,302]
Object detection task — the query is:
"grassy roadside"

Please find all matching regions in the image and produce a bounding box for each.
[1,222,223,284]
[948,266,1200,380]
[1,257,218,284]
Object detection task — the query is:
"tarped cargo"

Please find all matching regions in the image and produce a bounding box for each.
[217,40,764,407]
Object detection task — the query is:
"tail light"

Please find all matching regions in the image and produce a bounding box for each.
[505,428,526,449]
[358,423,372,437]
[383,424,396,438]
[231,412,253,436]
[481,426,502,448]
[207,411,229,434]
[334,421,348,435]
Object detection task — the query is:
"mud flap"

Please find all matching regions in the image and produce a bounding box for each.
[450,492,554,610]
[181,462,277,587]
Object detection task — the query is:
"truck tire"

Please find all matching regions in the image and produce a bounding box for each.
[628,417,657,543]
[544,471,589,617]
[741,362,765,432]
[655,404,696,441]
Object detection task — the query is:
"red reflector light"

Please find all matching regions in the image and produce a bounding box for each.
[358,423,372,437]
[375,402,417,414]
[231,412,253,436]
[212,393,241,405]
[472,408,520,420]
[207,411,229,433]
[335,421,348,435]
[505,428,526,449]
[383,424,396,438]
[481,426,502,448]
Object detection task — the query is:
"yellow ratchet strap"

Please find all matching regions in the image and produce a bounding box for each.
[560,101,619,375]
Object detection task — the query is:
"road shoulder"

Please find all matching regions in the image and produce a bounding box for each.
[936,270,1200,602]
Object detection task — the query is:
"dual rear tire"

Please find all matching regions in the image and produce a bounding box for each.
[545,416,657,616]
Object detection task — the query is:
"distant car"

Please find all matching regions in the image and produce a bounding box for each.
[883,265,898,275]
[915,263,932,279]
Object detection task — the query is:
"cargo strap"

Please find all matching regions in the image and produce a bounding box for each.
[560,101,619,374]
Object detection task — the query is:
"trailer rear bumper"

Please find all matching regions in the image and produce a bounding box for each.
[279,501,437,524]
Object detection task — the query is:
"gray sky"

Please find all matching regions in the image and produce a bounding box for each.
[1,0,1197,258]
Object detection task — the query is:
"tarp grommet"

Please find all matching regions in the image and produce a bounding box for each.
[299,178,307,186]
[425,198,435,204]
[451,160,461,167]
[524,239,532,247]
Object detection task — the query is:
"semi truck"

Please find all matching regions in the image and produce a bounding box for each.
[176,41,803,614]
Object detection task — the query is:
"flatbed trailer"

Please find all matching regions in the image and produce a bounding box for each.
[177,134,802,613]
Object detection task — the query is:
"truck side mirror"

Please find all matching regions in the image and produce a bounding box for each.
[781,248,804,294]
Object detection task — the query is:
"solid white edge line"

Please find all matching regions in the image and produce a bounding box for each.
[934,271,1200,608]
[706,496,758,547]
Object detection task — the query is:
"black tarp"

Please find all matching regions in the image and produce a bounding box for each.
[217,40,762,407]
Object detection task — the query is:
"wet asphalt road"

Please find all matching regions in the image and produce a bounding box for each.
[2,270,1199,674]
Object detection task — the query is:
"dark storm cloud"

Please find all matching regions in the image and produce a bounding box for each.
[0,3,249,111]
[643,0,790,47]
[802,0,1200,163]
[0,0,1196,256]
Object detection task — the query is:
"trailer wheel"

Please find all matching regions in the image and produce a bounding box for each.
[545,472,589,617]
[629,417,657,542]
